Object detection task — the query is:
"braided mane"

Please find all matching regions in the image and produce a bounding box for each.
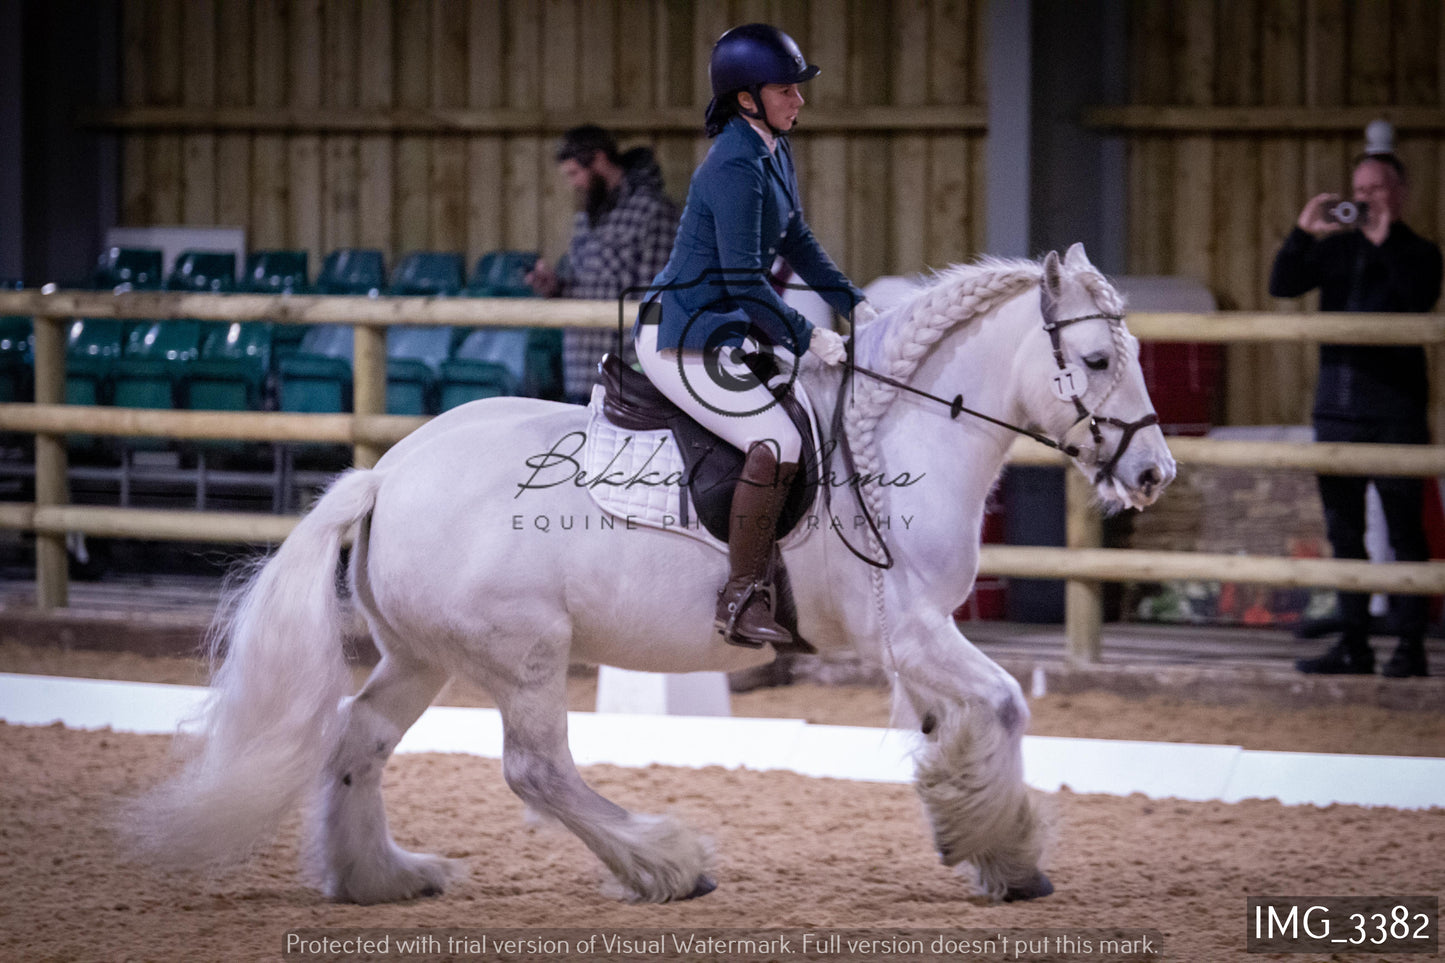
[843,255,1125,531]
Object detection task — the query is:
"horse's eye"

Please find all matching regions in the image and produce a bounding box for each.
[1084,355,1109,371]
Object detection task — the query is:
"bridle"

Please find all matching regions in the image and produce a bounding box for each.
[825,281,1158,568]
[845,283,1158,484]
[1038,286,1160,485]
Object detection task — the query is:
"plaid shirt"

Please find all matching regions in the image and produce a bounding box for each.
[559,150,679,400]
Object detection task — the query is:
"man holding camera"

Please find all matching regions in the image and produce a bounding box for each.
[1269,149,1443,677]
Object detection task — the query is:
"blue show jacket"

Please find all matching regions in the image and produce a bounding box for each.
[646,116,863,355]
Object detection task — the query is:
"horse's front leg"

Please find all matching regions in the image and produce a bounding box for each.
[893,611,1053,902]
[490,643,716,903]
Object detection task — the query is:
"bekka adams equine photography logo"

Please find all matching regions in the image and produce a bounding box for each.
[504,273,924,539]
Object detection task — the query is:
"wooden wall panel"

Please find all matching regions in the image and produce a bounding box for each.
[429,0,469,257]
[1258,0,1311,421]
[393,0,431,255]
[322,0,360,258]
[214,0,252,232]
[890,0,929,276]
[249,0,288,251]
[357,0,394,253]
[925,0,969,270]
[180,0,217,227]
[116,0,988,293]
[148,0,184,226]
[465,0,505,260]
[288,0,324,260]
[120,1,151,227]
[1119,0,1445,429]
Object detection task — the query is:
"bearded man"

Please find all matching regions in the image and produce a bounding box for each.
[527,125,680,404]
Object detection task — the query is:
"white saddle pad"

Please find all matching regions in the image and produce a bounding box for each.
[582,385,820,554]
[583,390,725,551]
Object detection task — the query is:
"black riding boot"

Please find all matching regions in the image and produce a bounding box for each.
[1380,635,1429,678]
[1295,631,1375,675]
[716,446,798,649]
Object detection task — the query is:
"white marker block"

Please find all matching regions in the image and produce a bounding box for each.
[594,666,732,717]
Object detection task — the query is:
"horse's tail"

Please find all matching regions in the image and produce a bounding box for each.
[125,468,382,870]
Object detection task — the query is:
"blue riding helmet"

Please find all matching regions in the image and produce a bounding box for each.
[705,24,820,134]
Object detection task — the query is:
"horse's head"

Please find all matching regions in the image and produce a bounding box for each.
[1017,244,1176,513]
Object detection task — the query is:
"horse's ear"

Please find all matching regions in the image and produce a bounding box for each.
[1041,250,1062,321]
[1063,242,1091,271]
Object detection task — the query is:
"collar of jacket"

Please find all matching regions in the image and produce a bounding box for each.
[724,116,799,210]
[726,115,783,159]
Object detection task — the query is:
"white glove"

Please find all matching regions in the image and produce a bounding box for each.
[852,299,879,327]
[808,326,847,365]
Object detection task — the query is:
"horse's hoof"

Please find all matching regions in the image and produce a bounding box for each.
[1003,871,1054,902]
[418,884,443,899]
[683,875,717,900]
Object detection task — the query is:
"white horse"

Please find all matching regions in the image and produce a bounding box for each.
[128,243,1174,905]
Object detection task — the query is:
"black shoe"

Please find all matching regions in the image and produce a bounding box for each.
[1295,639,1374,675]
[1380,638,1429,678]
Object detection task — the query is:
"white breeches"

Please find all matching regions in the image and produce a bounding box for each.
[635,322,802,465]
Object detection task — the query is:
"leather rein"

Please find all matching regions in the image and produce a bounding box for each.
[821,290,1158,570]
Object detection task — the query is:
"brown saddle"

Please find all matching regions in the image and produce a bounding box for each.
[596,354,820,655]
[597,354,819,543]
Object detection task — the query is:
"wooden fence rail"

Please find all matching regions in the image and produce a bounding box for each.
[1,289,1442,662]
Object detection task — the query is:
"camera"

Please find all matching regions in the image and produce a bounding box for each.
[1324,199,1368,227]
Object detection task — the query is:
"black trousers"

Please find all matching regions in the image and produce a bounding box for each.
[1314,417,1431,638]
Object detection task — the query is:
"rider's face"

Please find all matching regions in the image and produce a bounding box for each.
[758,83,804,131]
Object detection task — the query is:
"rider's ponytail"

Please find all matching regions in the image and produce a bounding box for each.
[703,95,739,138]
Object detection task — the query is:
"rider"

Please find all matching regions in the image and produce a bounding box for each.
[638,23,875,649]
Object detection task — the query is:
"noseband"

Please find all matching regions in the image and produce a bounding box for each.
[1041,305,1159,484]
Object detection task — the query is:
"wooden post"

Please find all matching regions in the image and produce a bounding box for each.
[31,314,69,609]
[352,324,387,468]
[1064,468,1103,663]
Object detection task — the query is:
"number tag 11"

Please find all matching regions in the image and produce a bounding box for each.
[1050,363,1088,402]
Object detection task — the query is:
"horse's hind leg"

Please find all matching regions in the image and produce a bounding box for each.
[312,653,461,903]
[493,668,715,903]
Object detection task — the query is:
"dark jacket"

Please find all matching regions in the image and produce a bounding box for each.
[1268,223,1442,423]
[648,116,862,355]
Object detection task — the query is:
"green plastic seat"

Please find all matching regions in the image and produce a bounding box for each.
[445,323,531,375]
[123,320,207,363]
[466,251,539,297]
[385,325,455,415]
[437,360,518,410]
[0,317,32,404]
[93,247,164,291]
[316,249,386,295]
[278,355,351,412]
[182,323,275,466]
[63,319,125,457]
[468,251,539,297]
[243,250,309,293]
[460,255,556,398]
[390,252,464,297]
[112,321,208,451]
[0,316,31,354]
[188,323,272,411]
[278,326,352,411]
[271,324,309,364]
[166,251,238,292]
[277,325,353,468]
[524,328,564,400]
